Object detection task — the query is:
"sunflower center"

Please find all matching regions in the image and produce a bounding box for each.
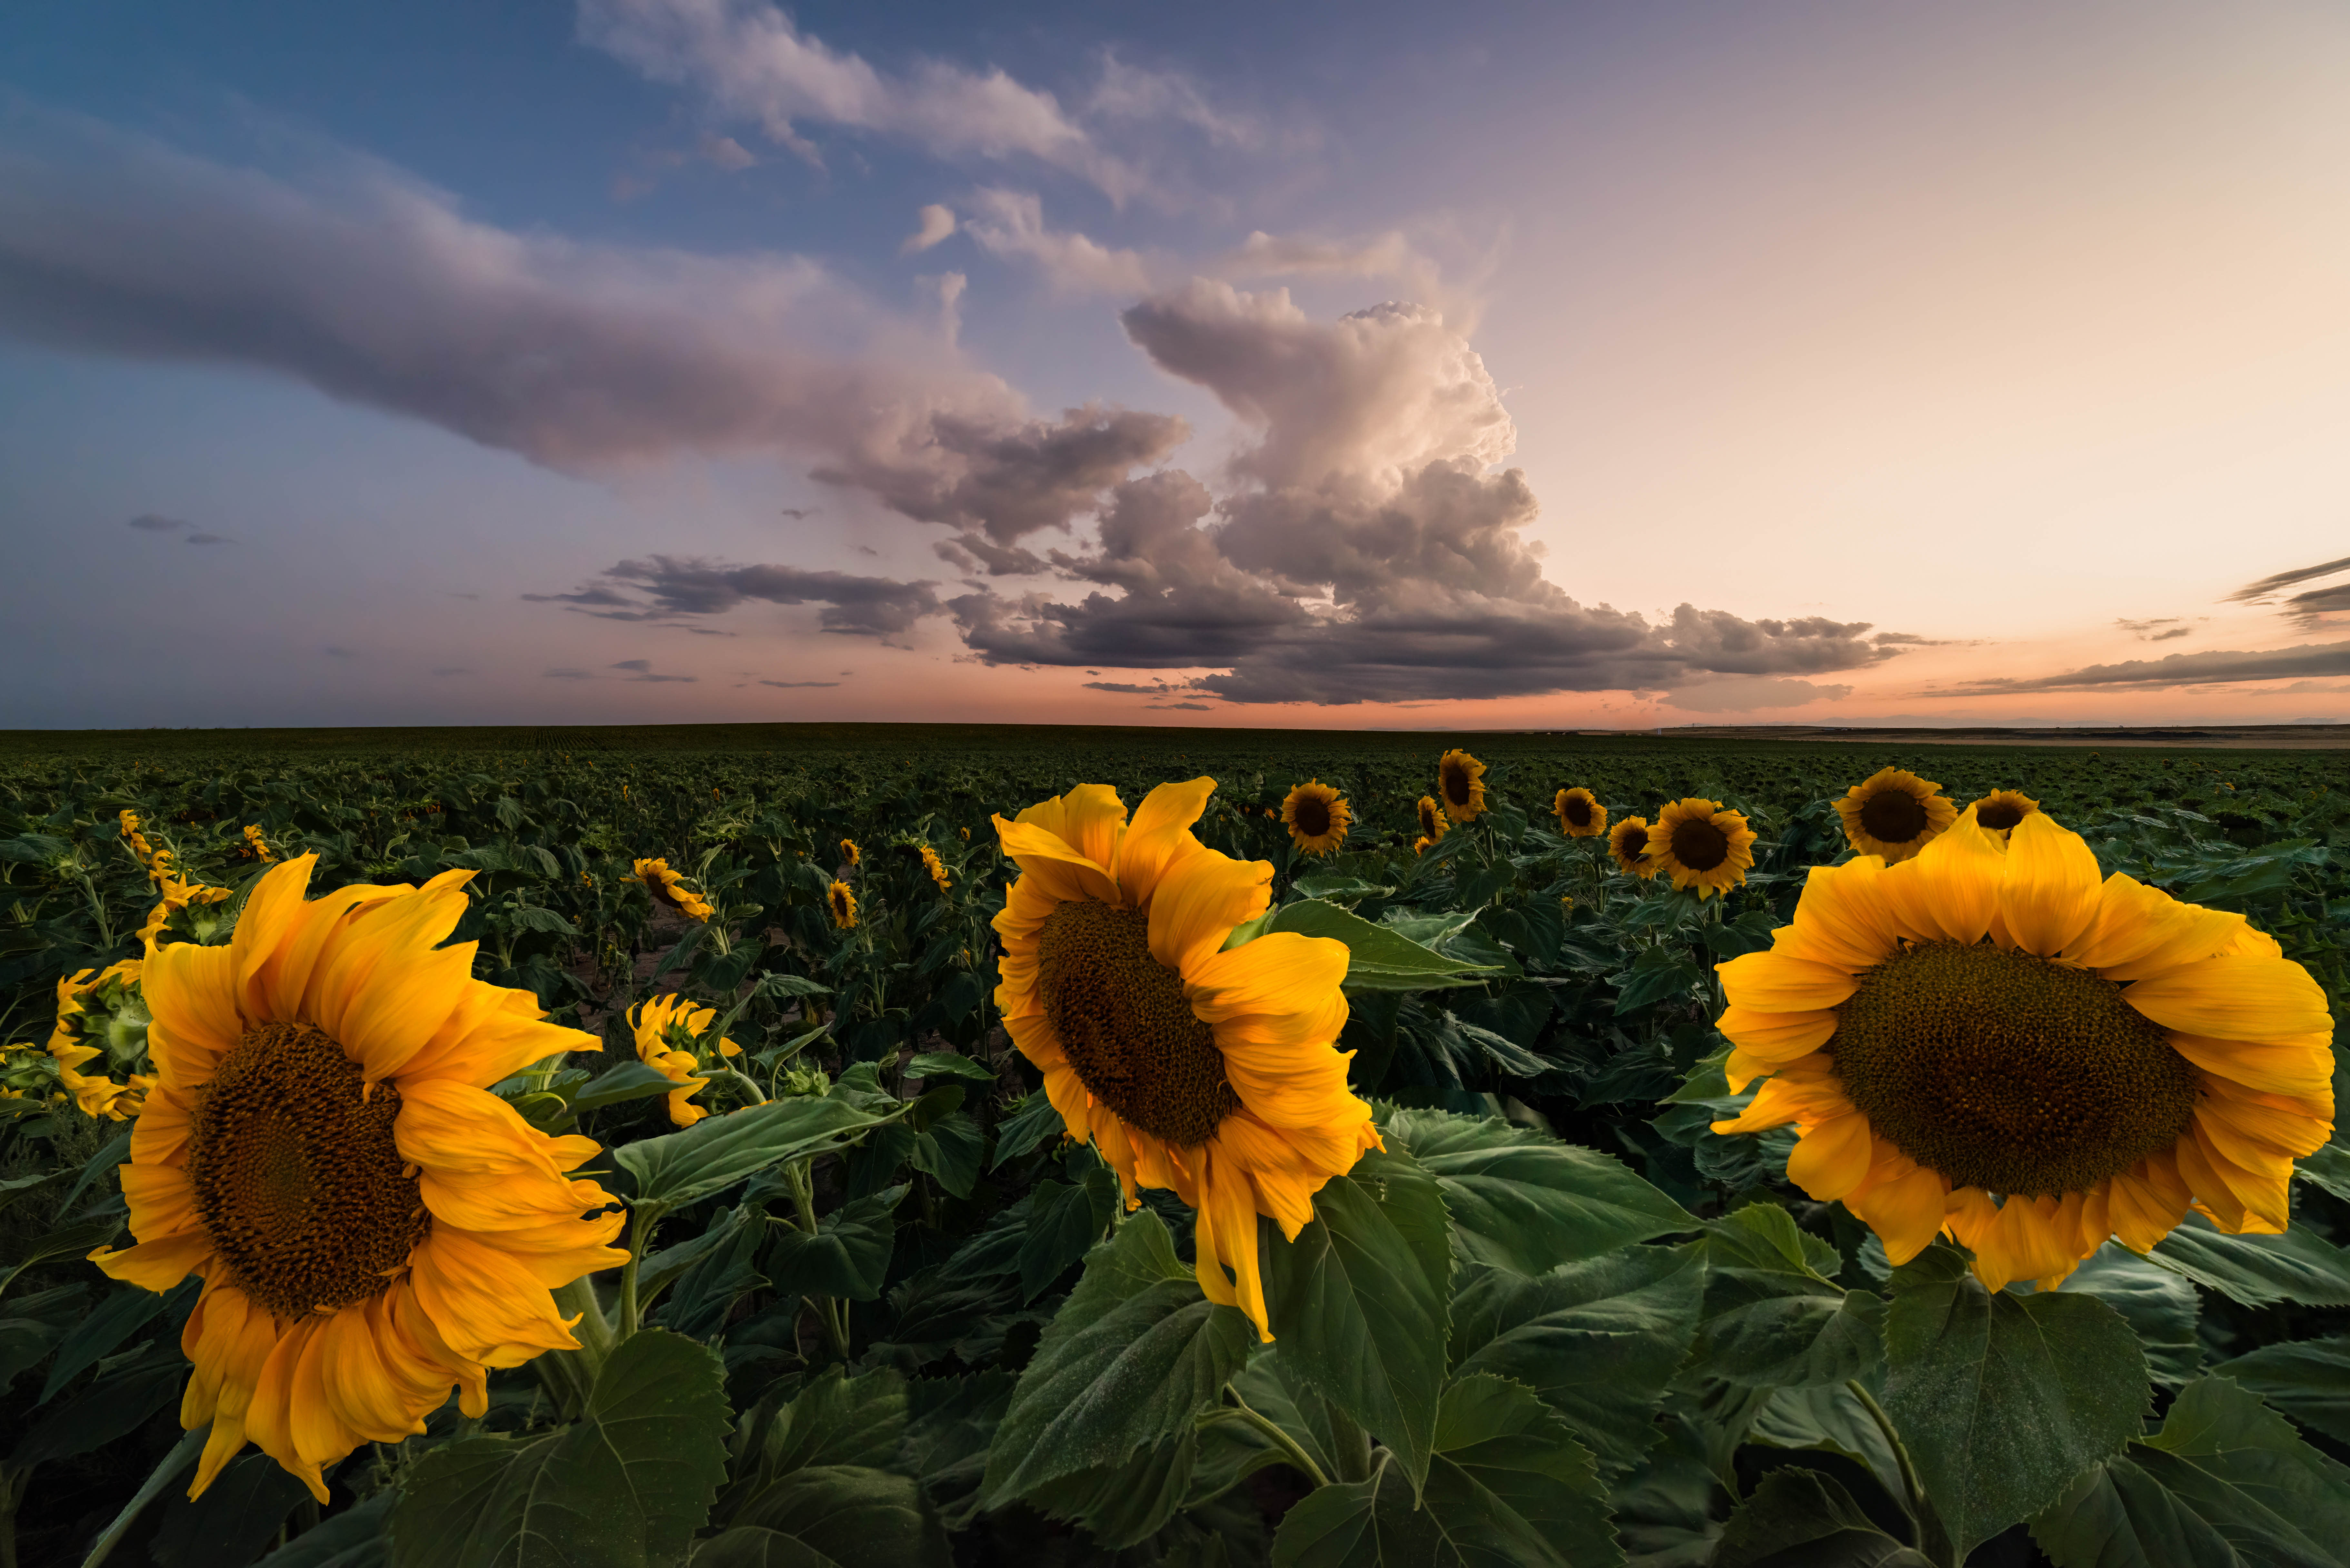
[1036,899,1240,1149]
[1442,767,1472,806]
[1293,795,1331,838]
[1561,796,1590,827]
[185,1021,428,1323]
[1830,941,2201,1198]
[1977,799,2026,832]
[1617,825,1648,855]
[1859,787,1929,844]
[1670,817,1729,871]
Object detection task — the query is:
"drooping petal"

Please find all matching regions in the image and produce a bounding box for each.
[1150,850,1273,975]
[1786,1112,1876,1201]
[1192,1151,1271,1342]
[406,1229,582,1367]
[1016,784,1129,874]
[180,1283,283,1497]
[1849,1164,1948,1265]
[228,856,319,1023]
[992,817,1121,906]
[240,1316,332,1503]
[1115,777,1216,909]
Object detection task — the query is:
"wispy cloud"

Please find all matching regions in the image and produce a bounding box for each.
[530,557,945,643]
[963,189,1152,294]
[2226,555,2350,631]
[612,659,695,682]
[1932,641,2350,696]
[124,513,231,544]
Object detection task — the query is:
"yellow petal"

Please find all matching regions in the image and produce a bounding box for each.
[1185,931,1348,1027]
[143,942,243,1092]
[406,1229,580,1367]
[992,817,1120,906]
[2125,957,2332,1041]
[1787,1112,1875,1201]
[1999,813,2104,958]
[2109,1163,2190,1253]
[1016,783,1129,873]
[2166,1031,2335,1100]
[1781,859,1901,971]
[1192,1153,1271,1342]
[1877,815,2003,944]
[1851,1164,1949,1265]
[2072,874,2244,979]
[1718,951,1858,1013]
[1116,777,1216,908]
[1716,1004,1839,1064]
[305,886,478,1081]
[228,856,319,1021]
[92,1228,216,1293]
[1150,849,1272,975]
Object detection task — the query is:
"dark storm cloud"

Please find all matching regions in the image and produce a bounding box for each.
[0,109,1162,538]
[1932,641,2350,696]
[530,557,944,642]
[2226,555,2350,631]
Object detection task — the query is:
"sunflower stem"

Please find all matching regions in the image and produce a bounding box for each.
[554,1275,616,1376]
[1846,1378,1935,1551]
[619,1202,665,1340]
[76,1425,204,1568]
[1212,1395,1330,1489]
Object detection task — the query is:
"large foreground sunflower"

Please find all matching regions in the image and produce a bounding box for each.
[1834,768,1957,863]
[1554,787,1606,839]
[1609,817,1658,878]
[630,994,743,1126]
[1281,781,1351,856]
[1436,750,1487,823]
[1711,810,2333,1290]
[90,856,627,1499]
[1648,798,1755,899]
[993,780,1378,1339]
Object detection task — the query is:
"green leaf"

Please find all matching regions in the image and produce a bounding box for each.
[389,1328,730,1568]
[616,1096,898,1211]
[978,1209,1255,1507]
[1713,1468,1932,1568]
[251,1487,393,1567]
[10,1346,183,1469]
[151,1452,312,1568]
[1449,1246,1705,1473]
[1882,1244,2149,1561]
[1023,1431,1200,1550]
[2030,1376,2350,1568]
[1016,1164,1121,1303]
[722,1468,948,1568]
[908,1108,983,1199]
[1613,947,1705,1015]
[758,1367,909,1474]
[2053,1244,2203,1387]
[1385,1107,1695,1276]
[42,1277,197,1402]
[987,1092,1067,1171]
[569,1060,688,1116]
[1745,1382,1907,1513]
[1265,900,1505,991]
[2146,1212,2350,1307]
[1691,1205,1885,1390]
[1263,1146,1453,1497]
[902,1051,993,1084]
[0,1212,125,1301]
[1270,1375,1619,1568]
[768,1186,906,1303]
[1288,875,1394,904]
[1608,1415,1724,1568]
[2210,1335,2350,1445]
[902,1372,1013,1532]
[2295,1141,2350,1202]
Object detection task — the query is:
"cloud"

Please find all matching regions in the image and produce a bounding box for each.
[1085,53,1258,149]
[1084,677,1206,696]
[577,0,1141,198]
[902,203,956,255]
[324,646,359,659]
[2226,555,2350,631]
[1146,701,1212,710]
[1663,676,1856,713]
[758,679,840,688]
[544,667,593,679]
[0,108,1168,541]
[698,133,756,171]
[125,513,187,532]
[1932,641,2350,695]
[612,658,696,682]
[184,531,230,545]
[963,189,1152,294]
[2116,616,2196,642]
[532,556,945,642]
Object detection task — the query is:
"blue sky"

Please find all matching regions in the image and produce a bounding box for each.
[5,0,2349,728]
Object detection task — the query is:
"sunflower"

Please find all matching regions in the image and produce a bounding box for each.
[840,838,860,868]
[1553,787,1606,839]
[1968,789,2041,835]
[1710,810,2333,1291]
[629,994,743,1127]
[242,825,279,863]
[142,876,235,953]
[1608,817,1658,878]
[1834,768,1957,863]
[49,961,149,1119]
[89,856,627,1499]
[1415,795,1447,845]
[1436,750,1487,823]
[1281,781,1351,857]
[993,779,1377,1340]
[920,845,953,892]
[1412,835,1436,856]
[629,858,715,923]
[827,881,859,929]
[1648,798,1755,899]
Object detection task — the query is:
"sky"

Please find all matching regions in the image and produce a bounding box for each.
[3,0,2347,731]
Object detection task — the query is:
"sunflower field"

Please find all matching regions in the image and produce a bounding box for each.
[0,724,2345,1568]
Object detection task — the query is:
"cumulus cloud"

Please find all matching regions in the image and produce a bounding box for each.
[963,189,1152,294]
[0,110,1180,544]
[1933,641,2350,695]
[530,557,944,643]
[2226,555,2350,631]
[902,203,957,254]
[577,0,1141,198]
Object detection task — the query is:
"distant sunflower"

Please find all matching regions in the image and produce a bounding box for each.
[1415,795,1447,844]
[920,844,953,892]
[48,961,149,1119]
[1834,768,1957,863]
[242,825,278,863]
[1281,781,1351,857]
[1711,810,2334,1291]
[840,837,861,867]
[1968,789,2042,835]
[141,875,234,954]
[1553,787,1606,839]
[630,993,743,1127]
[1413,835,1436,857]
[827,880,859,929]
[1436,749,1487,823]
[1608,817,1658,878]
[629,858,715,923]
[91,856,626,1499]
[993,779,1376,1340]
[1648,798,1755,899]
